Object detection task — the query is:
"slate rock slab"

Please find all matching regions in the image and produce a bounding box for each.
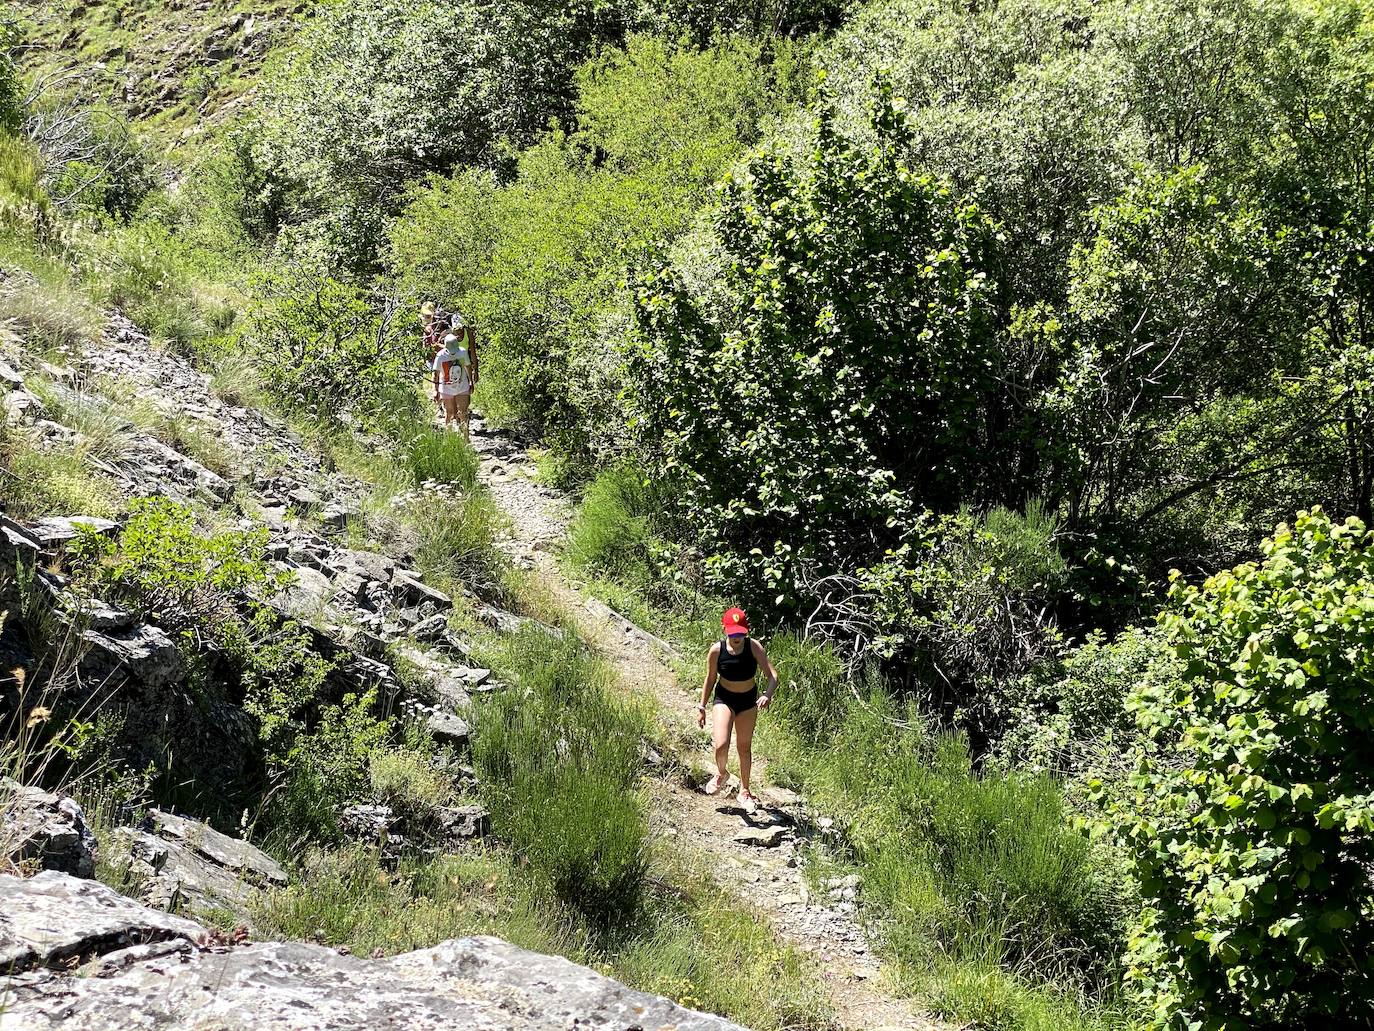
[1,935,748,1030]
[0,781,97,879]
[0,871,207,974]
[105,810,287,920]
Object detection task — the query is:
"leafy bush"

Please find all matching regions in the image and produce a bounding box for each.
[628,80,1001,613]
[1110,509,1374,1028]
[239,260,415,422]
[389,33,791,454]
[997,627,1178,777]
[473,626,648,928]
[266,689,389,843]
[70,497,282,632]
[368,749,452,817]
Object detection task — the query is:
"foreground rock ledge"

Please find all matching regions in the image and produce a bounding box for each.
[0,873,748,1031]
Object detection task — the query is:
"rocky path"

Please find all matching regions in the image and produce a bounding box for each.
[467,420,945,1031]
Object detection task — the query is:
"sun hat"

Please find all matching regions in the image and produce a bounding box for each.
[420,301,436,316]
[721,607,749,636]
[450,312,466,329]
[443,333,460,351]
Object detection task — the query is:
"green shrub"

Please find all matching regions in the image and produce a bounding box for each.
[1110,509,1374,1028]
[473,626,648,929]
[628,80,1001,615]
[998,627,1180,777]
[368,749,452,816]
[267,689,389,842]
[239,261,415,422]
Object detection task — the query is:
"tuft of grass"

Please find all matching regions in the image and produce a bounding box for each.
[25,377,133,462]
[207,344,266,409]
[412,490,506,599]
[402,427,478,488]
[613,852,836,1029]
[473,625,650,930]
[250,845,557,956]
[918,958,1138,1031]
[0,277,103,356]
[368,749,452,817]
[249,841,833,1030]
[3,440,122,519]
[126,396,237,479]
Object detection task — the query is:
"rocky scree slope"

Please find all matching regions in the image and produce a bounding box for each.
[1,313,504,819]
[0,313,725,1027]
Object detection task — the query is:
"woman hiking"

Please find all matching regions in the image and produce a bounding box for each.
[432,315,477,439]
[697,607,778,810]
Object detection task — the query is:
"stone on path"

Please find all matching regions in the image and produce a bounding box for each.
[734,825,790,849]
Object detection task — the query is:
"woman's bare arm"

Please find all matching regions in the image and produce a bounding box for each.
[701,644,720,708]
[753,639,779,705]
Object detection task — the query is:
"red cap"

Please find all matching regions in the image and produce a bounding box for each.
[721,607,749,636]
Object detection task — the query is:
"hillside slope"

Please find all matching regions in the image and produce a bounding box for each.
[17,0,305,148]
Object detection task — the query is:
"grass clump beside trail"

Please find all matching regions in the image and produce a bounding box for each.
[758,636,1133,1031]
[472,624,650,928]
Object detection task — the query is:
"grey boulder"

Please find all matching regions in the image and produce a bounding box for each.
[1,933,747,1030]
[105,810,286,920]
[0,781,98,879]
[0,871,207,974]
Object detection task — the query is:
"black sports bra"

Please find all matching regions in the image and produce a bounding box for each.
[716,638,758,682]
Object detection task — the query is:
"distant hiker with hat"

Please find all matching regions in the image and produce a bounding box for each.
[697,607,778,809]
[420,301,445,410]
[431,312,478,440]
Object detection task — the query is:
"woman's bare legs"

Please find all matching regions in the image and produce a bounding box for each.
[734,706,758,797]
[442,394,458,431]
[455,391,472,442]
[709,702,735,792]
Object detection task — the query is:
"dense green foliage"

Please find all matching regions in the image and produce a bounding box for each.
[1110,510,1374,1028]
[8,0,1374,1026]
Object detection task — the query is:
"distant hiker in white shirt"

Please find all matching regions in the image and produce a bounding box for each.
[431,314,477,441]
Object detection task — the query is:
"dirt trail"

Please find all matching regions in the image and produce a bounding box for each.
[468,414,945,1031]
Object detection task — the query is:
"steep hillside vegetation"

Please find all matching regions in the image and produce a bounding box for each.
[2,1,1373,1030]
[18,0,302,146]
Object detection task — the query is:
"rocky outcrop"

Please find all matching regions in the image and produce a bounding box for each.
[0,872,746,1030]
[0,782,98,879]
[0,871,207,974]
[105,809,286,921]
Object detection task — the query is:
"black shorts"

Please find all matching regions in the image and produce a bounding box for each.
[713,683,757,714]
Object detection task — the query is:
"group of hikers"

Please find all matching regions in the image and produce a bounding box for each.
[418,304,777,808]
[420,301,479,441]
